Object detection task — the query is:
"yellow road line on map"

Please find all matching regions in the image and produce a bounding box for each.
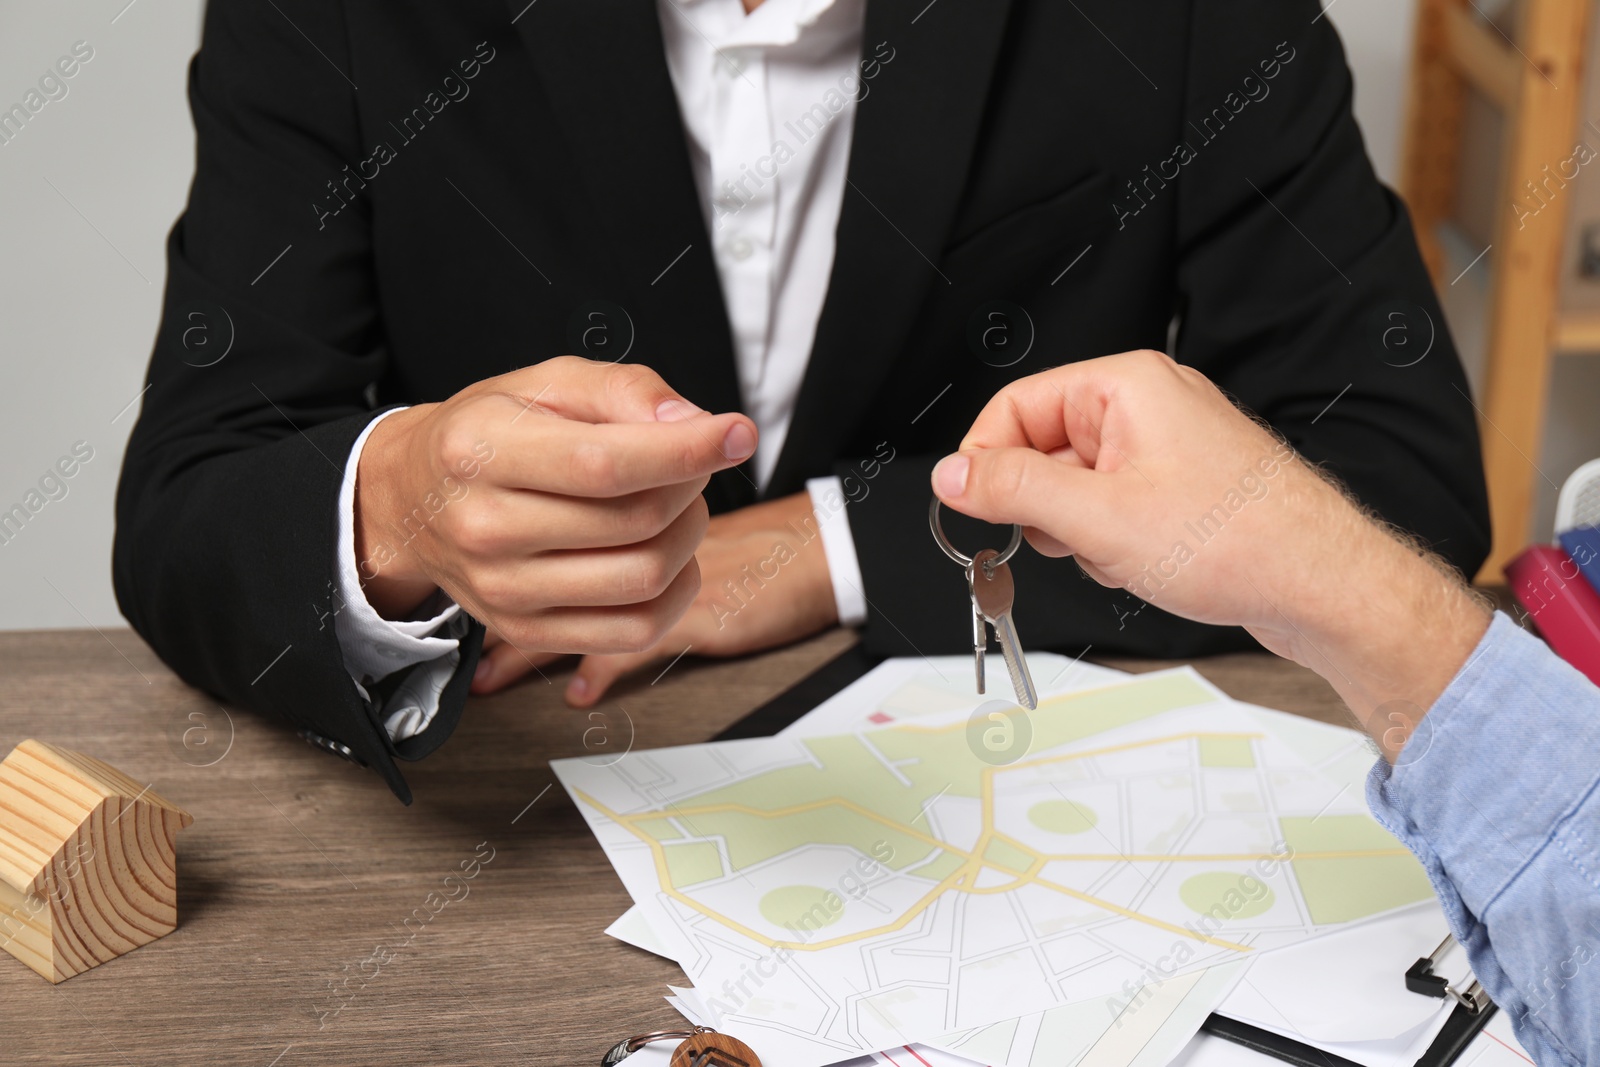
[570,730,1344,954]
[1030,874,1254,951]
[887,684,1214,735]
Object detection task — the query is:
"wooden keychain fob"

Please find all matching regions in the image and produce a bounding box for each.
[669,1030,761,1067]
[601,1026,761,1067]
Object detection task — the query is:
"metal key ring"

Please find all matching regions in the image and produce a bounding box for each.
[601,1027,719,1066]
[929,497,1022,569]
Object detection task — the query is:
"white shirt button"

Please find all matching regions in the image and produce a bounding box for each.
[721,52,747,77]
[725,236,755,260]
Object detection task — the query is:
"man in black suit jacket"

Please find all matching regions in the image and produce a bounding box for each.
[115,0,1489,804]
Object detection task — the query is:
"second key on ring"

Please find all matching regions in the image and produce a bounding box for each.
[970,548,1039,710]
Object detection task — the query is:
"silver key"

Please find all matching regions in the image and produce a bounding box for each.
[965,565,987,695]
[970,548,1038,710]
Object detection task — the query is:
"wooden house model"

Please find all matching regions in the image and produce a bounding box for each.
[0,739,193,983]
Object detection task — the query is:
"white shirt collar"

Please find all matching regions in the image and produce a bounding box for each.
[666,0,845,48]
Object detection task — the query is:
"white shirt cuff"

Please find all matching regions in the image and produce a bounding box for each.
[333,407,465,742]
[806,476,867,628]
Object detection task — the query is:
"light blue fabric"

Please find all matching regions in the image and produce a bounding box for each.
[1367,611,1600,1067]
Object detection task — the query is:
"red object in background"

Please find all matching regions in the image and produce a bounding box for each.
[1507,545,1600,686]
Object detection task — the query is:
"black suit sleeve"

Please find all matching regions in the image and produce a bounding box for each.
[1171,1,1489,578]
[112,0,481,803]
[843,2,1488,661]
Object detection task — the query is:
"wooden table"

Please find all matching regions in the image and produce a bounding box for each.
[0,627,1355,1066]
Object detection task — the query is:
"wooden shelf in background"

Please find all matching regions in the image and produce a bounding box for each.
[1402,0,1593,580]
[1553,309,1600,350]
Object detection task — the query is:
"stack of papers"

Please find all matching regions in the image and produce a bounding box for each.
[551,654,1529,1067]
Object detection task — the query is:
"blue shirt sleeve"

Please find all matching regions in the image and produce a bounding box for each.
[1366,611,1600,1067]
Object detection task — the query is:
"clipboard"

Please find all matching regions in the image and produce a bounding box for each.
[712,641,882,741]
[715,644,1498,1067]
[1200,935,1496,1067]
[1201,1002,1495,1067]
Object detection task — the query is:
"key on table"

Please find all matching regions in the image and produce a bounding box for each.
[969,548,1038,710]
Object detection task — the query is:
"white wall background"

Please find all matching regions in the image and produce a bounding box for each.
[0,0,204,629]
[0,0,1487,630]
[1327,0,1416,185]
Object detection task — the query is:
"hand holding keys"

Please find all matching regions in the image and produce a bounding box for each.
[930,499,1038,710]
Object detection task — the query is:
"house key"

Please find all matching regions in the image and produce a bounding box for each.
[966,561,987,696]
[970,548,1038,710]
[930,498,1038,710]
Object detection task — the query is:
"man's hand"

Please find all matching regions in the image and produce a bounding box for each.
[553,491,839,705]
[931,350,1490,757]
[933,350,1322,636]
[355,356,757,659]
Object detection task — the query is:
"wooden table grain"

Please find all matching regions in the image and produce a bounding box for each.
[0,626,1354,1066]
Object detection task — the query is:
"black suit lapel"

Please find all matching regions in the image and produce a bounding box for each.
[769,0,1016,493]
[506,0,757,509]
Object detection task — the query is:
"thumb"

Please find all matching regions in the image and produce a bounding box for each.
[511,358,710,425]
[932,447,1109,553]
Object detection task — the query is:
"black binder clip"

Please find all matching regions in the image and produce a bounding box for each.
[1407,935,1488,1013]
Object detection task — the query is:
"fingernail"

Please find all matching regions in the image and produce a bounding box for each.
[566,676,589,703]
[723,421,757,461]
[473,659,493,685]
[655,399,706,422]
[933,454,970,498]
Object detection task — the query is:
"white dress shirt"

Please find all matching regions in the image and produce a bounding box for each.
[333,0,869,741]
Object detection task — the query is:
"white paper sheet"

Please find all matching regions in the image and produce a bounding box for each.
[619,656,1244,1067]
[1215,903,1453,1043]
[559,668,1434,1066]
